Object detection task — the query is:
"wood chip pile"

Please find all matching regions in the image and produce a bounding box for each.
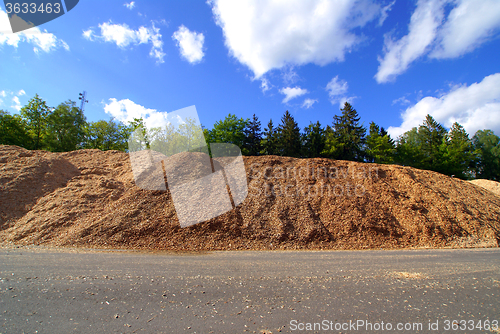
[1,145,499,250]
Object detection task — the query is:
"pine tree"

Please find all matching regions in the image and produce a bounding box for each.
[242,114,262,156]
[262,119,278,155]
[276,110,302,157]
[302,121,325,158]
[442,122,476,178]
[366,121,395,163]
[323,102,366,161]
[418,114,447,172]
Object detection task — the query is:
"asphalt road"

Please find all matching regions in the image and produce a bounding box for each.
[0,247,499,334]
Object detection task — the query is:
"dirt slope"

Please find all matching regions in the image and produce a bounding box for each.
[1,145,499,250]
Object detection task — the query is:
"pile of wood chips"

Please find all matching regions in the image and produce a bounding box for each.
[1,145,499,251]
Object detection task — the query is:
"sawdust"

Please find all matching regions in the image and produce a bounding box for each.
[469,179,500,197]
[1,145,499,251]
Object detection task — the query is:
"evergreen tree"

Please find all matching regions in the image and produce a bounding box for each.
[322,102,366,161]
[0,110,31,148]
[366,121,395,163]
[262,119,278,155]
[473,130,500,181]
[302,121,325,158]
[395,127,425,167]
[442,122,476,179]
[418,114,447,172]
[20,94,50,149]
[45,101,87,152]
[242,114,262,156]
[276,110,302,157]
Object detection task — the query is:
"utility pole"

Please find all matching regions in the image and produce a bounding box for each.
[79,91,89,113]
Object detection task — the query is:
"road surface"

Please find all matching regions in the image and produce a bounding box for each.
[1,247,499,333]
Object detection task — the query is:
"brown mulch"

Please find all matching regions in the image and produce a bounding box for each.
[469,179,500,197]
[0,144,499,251]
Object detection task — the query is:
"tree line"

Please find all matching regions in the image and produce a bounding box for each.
[1,94,499,181]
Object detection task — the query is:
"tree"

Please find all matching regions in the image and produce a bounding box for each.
[322,102,366,161]
[366,122,395,163]
[441,122,476,179]
[45,101,86,152]
[262,119,278,155]
[83,119,131,151]
[242,114,262,156]
[20,94,50,149]
[395,127,425,167]
[302,121,325,158]
[276,110,302,157]
[417,114,447,172]
[205,114,248,148]
[473,130,500,181]
[0,110,31,147]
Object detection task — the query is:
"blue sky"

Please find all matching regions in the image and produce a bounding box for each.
[1,0,500,139]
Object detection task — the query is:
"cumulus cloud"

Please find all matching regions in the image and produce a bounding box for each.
[260,78,271,92]
[124,1,135,10]
[280,87,308,104]
[104,98,174,129]
[376,0,500,83]
[0,8,70,53]
[375,0,445,83]
[209,0,383,78]
[172,25,205,64]
[387,73,500,138]
[302,98,318,109]
[83,21,165,63]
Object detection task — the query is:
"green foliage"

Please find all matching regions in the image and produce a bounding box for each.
[302,121,325,158]
[20,94,50,149]
[473,130,500,181]
[205,114,248,148]
[262,119,278,155]
[0,110,31,147]
[441,122,476,179]
[366,122,395,164]
[322,102,366,161]
[276,110,302,158]
[45,101,87,152]
[242,114,262,156]
[417,115,447,173]
[83,119,131,151]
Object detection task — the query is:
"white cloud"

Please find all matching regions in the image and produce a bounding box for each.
[326,76,354,107]
[379,1,395,26]
[0,90,6,98]
[280,86,308,104]
[0,8,69,53]
[124,1,135,10]
[83,21,165,63]
[302,98,318,109]
[11,96,21,111]
[392,95,411,106]
[388,73,500,138]
[375,0,445,83]
[431,0,500,59]
[260,78,271,92]
[209,0,383,78]
[104,98,171,129]
[376,0,500,83]
[172,25,205,64]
